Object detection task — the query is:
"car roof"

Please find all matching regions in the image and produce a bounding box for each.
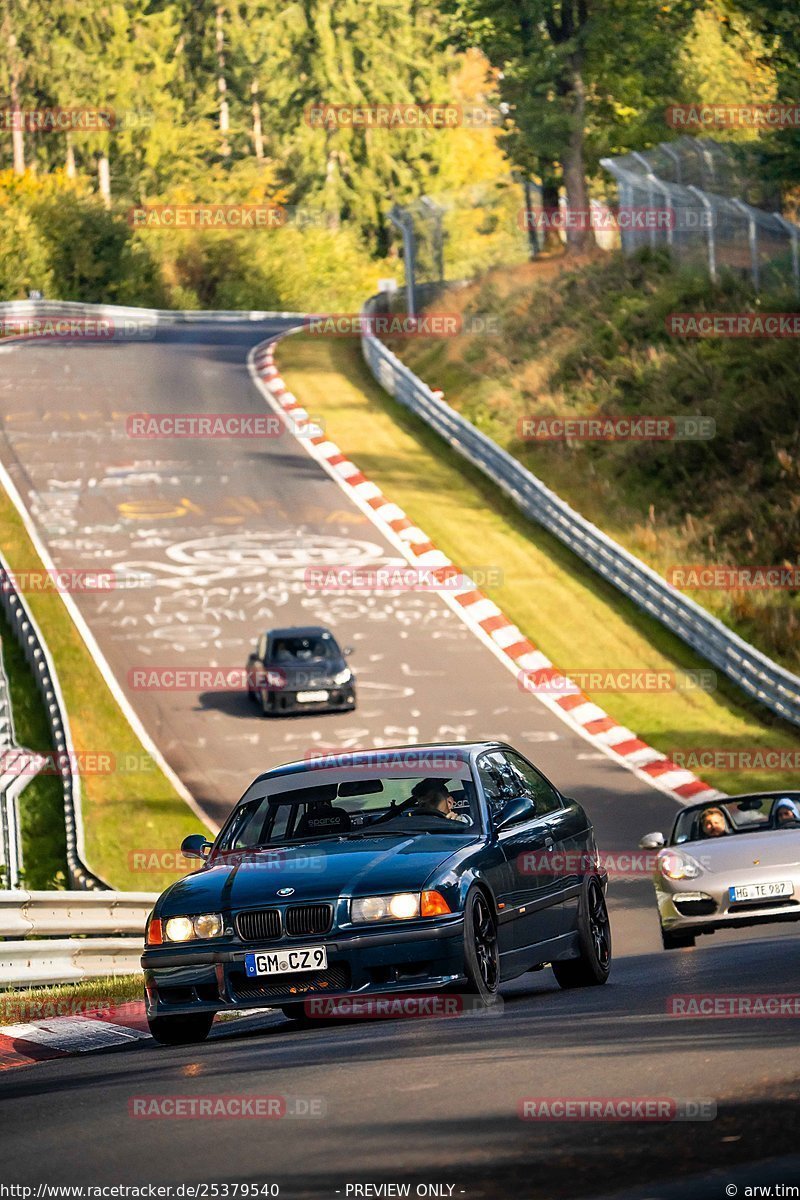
[252,741,514,785]
[266,626,333,640]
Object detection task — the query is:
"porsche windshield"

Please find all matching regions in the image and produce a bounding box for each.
[218,774,480,849]
[673,793,800,844]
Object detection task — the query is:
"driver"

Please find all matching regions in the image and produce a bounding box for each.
[772,797,800,829]
[409,778,469,824]
[699,806,729,838]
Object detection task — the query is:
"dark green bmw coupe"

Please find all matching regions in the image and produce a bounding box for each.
[142,742,611,1044]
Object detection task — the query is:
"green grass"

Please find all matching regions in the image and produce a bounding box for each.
[0,490,213,891]
[0,607,67,889]
[396,250,800,672]
[277,333,800,797]
[0,975,142,1014]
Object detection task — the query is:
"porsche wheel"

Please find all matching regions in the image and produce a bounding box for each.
[661,927,696,950]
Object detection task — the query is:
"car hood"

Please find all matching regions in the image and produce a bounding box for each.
[270,658,348,687]
[671,830,800,874]
[156,833,474,915]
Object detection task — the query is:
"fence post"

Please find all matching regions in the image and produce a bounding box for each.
[731,198,760,291]
[388,206,417,317]
[773,214,800,295]
[688,186,716,282]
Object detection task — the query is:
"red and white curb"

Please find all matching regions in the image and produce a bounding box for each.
[0,1002,149,1070]
[249,337,722,809]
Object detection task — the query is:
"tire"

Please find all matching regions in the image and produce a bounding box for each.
[462,887,500,1003]
[280,1002,315,1024]
[552,876,612,989]
[147,1011,214,1046]
[661,927,696,950]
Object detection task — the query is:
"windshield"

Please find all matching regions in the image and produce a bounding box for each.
[217,774,480,851]
[672,793,800,844]
[270,635,338,663]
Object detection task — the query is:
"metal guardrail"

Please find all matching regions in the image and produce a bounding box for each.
[0,299,305,325]
[0,891,155,986]
[0,890,156,937]
[0,551,108,889]
[360,297,800,727]
[0,938,146,987]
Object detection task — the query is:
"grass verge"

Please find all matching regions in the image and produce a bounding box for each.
[277,333,800,796]
[0,606,67,889]
[395,250,800,671]
[0,488,212,892]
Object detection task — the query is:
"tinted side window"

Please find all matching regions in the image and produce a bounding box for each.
[478,751,535,823]
[506,753,562,815]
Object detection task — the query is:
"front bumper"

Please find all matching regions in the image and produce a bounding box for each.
[142,916,465,1018]
[657,877,800,937]
[263,685,356,714]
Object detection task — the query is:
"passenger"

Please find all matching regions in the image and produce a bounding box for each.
[772,797,800,829]
[699,806,729,838]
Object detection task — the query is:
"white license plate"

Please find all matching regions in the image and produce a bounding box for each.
[729,880,793,903]
[297,690,329,703]
[244,946,328,976]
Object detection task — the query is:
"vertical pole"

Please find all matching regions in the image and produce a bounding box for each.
[774,214,800,296]
[732,199,759,291]
[688,187,716,282]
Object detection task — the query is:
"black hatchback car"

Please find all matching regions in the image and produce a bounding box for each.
[142,742,611,1045]
[246,625,355,715]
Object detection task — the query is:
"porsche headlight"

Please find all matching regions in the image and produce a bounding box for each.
[333,668,352,686]
[351,893,420,923]
[660,853,701,881]
[163,913,224,942]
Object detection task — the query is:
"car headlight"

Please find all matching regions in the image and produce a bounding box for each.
[163,913,224,942]
[351,893,420,923]
[332,668,352,686]
[660,852,701,881]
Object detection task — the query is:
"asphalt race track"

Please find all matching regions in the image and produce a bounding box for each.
[1,323,799,1196]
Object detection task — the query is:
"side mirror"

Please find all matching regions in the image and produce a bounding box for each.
[496,795,535,831]
[639,831,665,850]
[181,833,213,861]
